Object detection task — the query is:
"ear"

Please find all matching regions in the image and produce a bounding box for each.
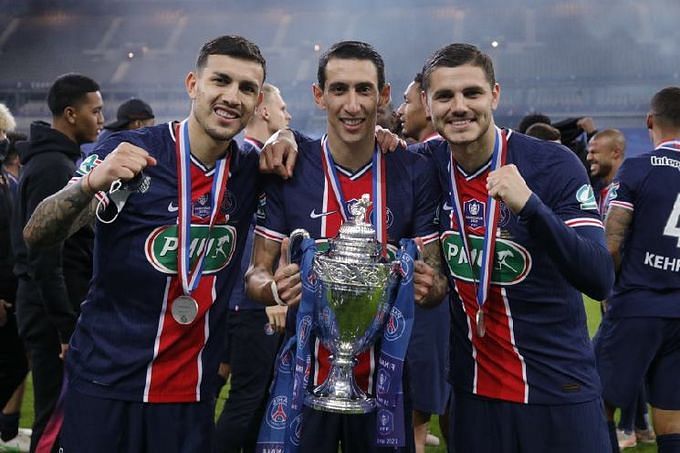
[185,71,198,99]
[312,84,325,110]
[646,113,653,130]
[378,83,391,109]
[420,89,432,119]
[64,106,77,125]
[261,105,270,121]
[491,82,501,111]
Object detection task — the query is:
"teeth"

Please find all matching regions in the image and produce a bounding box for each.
[215,109,237,119]
[341,119,363,126]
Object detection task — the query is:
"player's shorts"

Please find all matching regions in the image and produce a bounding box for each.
[59,385,215,453]
[595,315,680,410]
[452,390,609,453]
[406,300,451,414]
[298,399,414,453]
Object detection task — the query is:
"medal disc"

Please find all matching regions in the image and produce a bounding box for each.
[171,295,199,325]
[476,310,486,338]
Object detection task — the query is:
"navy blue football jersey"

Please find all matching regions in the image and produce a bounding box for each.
[67,122,260,403]
[607,140,680,317]
[255,135,439,392]
[424,130,609,405]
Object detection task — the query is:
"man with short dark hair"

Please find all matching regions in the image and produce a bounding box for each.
[22,35,290,453]
[525,123,561,143]
[418,43,614,452]
[11,73,103,453]
[247,41,447,453]
[596,86,680,453]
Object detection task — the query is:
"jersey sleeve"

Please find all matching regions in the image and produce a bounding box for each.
[519,148,614,300]
[606,158,640,213]
[411,151,440,244]
[68,133,125,207]
[253,174,287,243]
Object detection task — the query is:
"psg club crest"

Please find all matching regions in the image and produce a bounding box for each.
[220,190,238,218]
[298,315,313,347]
[265,396,288,430]
[278,350,293,374]
[384,307,405,342]
[464,199,485,229]
[377,409,394,435]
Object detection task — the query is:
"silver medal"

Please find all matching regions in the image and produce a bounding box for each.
[476,310,486,338]
[171,295,199,325]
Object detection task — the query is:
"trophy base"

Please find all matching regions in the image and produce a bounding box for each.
[304,394,376,414]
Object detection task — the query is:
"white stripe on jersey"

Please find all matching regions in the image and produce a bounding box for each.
[195,281,216,401]
[421,232,439,245]
[144,277,172,402]
[501,287,528,404]
[254,225,286,242]
[609,200,634,211]
[564,217,604,229]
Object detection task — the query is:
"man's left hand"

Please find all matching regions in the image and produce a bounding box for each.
[487,164,533,214]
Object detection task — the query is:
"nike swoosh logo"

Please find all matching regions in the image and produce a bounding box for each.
[168,202,179,212]
[442,202,453,211]
[310,209,336,219]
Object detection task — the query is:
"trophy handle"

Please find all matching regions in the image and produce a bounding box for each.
[288,228,310,264]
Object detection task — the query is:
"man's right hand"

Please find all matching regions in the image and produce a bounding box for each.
[259,129,298,179]
[272,238,302,306]
[85,142,157,193]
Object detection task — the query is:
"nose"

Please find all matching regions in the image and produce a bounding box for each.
[396,102,405,117]
[450,93,468,115]
[221,83,241,106]
[345,90,361,114]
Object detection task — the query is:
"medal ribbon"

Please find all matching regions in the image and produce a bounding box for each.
[448,126,507,313]
[320,134,388,257]
[656,139,680,152]
[175,119,231,296]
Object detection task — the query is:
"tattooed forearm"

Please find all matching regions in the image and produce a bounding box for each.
[24,181,96,249]
[420,241,450,307]
[605,206,633,274]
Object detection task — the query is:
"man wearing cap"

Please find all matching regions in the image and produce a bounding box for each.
[104,99,155,133]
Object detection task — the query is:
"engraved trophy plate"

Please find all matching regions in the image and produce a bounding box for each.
[299,194,399,414]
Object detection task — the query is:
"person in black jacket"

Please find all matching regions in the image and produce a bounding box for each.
[11,73,103,453]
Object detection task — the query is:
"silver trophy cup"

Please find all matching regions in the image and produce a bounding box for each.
[292,194,399,414]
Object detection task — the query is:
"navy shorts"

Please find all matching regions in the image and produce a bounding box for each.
[452,391,609,453]
[595,315,680,410]
[298,405,414,453]
[406,300,451,415]
[59,385,215,453]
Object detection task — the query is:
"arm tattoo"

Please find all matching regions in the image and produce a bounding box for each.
[24,181,96,249]
[420,240,450,307]
[605,206,633,274]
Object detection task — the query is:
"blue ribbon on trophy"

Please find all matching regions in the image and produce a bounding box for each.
[375,238,416,447]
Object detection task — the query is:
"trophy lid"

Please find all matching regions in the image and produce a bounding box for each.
[329,194,381,263]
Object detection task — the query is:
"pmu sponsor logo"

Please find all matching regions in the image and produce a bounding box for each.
[144,224,237,274]
[441,231,532,285]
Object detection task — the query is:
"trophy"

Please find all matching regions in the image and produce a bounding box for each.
[291,194,400,414]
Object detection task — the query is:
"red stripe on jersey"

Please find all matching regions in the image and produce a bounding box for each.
[145,162,220,402]
[455,282,526,402]
[315,163,376,393]
[449,164,527,403]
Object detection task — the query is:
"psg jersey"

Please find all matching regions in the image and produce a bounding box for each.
[424,130,608,405]
[255,134,439,393]
[67,122,260,403]
[607,140,680,317]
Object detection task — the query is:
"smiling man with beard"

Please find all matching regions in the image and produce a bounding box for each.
[22,35,291,453]
[416,43,615,453]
